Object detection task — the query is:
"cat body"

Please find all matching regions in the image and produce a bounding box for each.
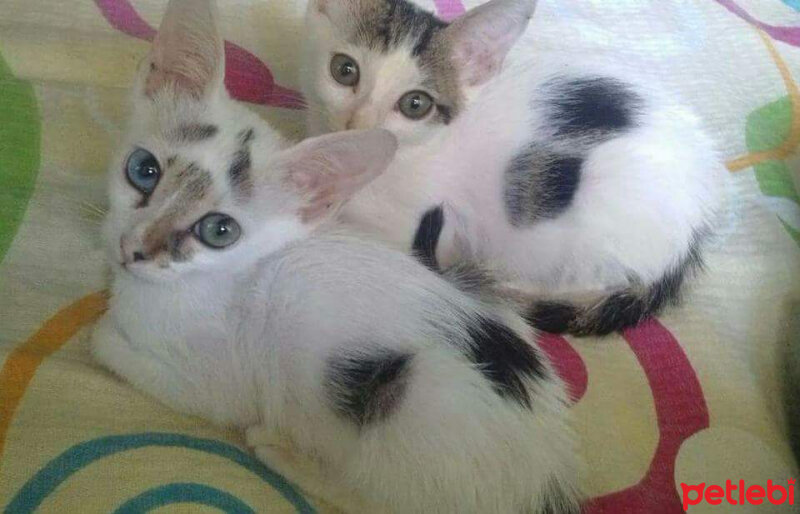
[91,0,580,512]
[303,0,725,335]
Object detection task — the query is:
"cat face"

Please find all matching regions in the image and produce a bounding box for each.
[303,0,535,145]
[106,0,397,282]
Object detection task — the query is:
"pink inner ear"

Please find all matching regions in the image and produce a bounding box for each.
[289,167,324,192]
[94,0,304,108]
[447,0,534,87]
[314,0,329,14]
[455,40,500,87]
[141,0,222,98]
[145,62,211,99]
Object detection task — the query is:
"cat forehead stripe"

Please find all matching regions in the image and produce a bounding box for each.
[171,123,219,143]
[229,128,254,199]
[354,0,448,53]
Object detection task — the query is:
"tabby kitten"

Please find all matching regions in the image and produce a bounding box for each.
[91,0,580,512]
[303,0,724,335]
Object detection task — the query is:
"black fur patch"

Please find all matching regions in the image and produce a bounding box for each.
[547,77,641,139]
[412,205,445,271]
[375,0,447,55]
[238,128,255,145]
[229,129,254,198]
[326,350,413,427]
[411,13,447,56]
[464,317,545,409]
[175,123,218,143]
[436,103,453,125]
[505,147,582,226]
[527,230,708,336]
[526,302,578,335]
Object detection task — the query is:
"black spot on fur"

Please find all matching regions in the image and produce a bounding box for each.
[436,104,453,125]
[412,14,447,56]
[326,350,413,427]
[229,148,251,193]
[527,230,708,336]
[238,128,255,145]
[505,147,582,226]
[464,317,545,409]
[412,205,445,271]
[229,129,255,198]
[526,303,578,335]
[505,144,583,226]
[175,123,218,143]
[166,156,177,167]
[540,157,582,215]
[547,77,641,139]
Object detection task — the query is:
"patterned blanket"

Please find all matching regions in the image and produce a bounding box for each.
[1,0,799,512]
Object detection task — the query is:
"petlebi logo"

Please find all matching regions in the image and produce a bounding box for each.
[681,479,796,509]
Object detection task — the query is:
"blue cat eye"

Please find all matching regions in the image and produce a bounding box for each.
[193,212,241,249]
[125,148,161,195]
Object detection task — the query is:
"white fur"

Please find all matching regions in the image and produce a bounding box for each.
[303,0,726,300]
[92,1,580,512]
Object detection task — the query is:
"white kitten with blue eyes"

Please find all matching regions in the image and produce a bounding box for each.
[91,0,580,512]
[303,0,726,336]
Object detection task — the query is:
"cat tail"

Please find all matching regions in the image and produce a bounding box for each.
[526,242,705,336]
[412,205,505,299]
[413,204,707,336]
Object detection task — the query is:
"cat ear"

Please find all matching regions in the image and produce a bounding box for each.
[308,0,330,15]
[444,0,536,87]
[143,0,224,99]
[307,0,348,21]
[280,130,398,223]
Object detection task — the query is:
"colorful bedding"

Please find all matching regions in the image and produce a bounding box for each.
[1,0,799,512]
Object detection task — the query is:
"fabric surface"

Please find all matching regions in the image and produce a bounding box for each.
[1,0,799,512]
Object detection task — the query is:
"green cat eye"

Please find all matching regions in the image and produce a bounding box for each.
[126,148,161,195]
[398,91,434,120]
[330,53,360,87]
[193,213,241,249]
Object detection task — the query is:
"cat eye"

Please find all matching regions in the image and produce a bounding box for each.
[398,91,434,120]
[126,148,161,195]
[330,53,360,87]
[193,213,241,249]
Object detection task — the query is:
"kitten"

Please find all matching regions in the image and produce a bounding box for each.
[302,0,725,335]
[91,0,580,512]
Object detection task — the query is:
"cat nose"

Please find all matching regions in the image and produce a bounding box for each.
[120,236,148,264]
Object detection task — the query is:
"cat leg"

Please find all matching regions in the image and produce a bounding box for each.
[245,426,379,514]
[91,313,186,403]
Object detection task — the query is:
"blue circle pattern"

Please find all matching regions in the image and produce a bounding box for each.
[4,432,316,514]
[781,0,800,11]
[114,483,255,513]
